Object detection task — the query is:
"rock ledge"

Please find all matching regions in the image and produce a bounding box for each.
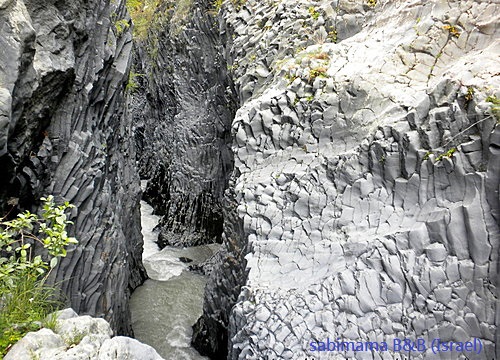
[5,309,164,360]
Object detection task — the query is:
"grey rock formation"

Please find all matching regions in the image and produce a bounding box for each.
[192,187,248,359]
[179,0,500,359]
[128,2,248,356]
[0,0,146,334]
[4,309,164,360]
[130,0,236,248]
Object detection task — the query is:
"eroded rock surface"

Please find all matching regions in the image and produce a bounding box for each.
[0,0,146,334]
[130,0,236,248]
[5,309,164,360]
[194,0,499,359]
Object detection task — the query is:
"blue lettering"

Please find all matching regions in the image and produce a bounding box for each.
[310,341,317,352]
[327,338,336,351]
[431,338,439,354]
[394,338,402,352]
[318,341,326,351]
[475,338,483,354]
[464,342,473,352]
[440,341,448,351]
[416,338,426,351]
[365,342,379,351]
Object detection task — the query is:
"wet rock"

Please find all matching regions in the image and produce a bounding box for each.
[98,337,164,360]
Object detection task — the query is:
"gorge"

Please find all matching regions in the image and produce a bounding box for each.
[0,0,499,359]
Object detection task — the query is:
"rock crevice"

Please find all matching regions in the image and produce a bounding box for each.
[131,0,236,248]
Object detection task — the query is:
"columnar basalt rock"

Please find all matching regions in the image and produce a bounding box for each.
[130,0,236,248]
[190,0,499,359]
[191,187,248,359]
[0,0,146,334]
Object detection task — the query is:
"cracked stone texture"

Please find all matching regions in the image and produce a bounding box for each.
[4,309,164,360]
[203,0,500,359]
[0,0,146,334]
[130,0,236,248]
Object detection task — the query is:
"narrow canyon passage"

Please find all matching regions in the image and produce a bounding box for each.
[130,182,217,359]
[1,0,498,359]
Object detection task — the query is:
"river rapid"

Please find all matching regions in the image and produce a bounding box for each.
[130,183,217,359]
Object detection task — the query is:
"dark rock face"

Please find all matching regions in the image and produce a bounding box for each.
[191,188,248,359]
[0,0,146,335]
[129,1,247,355]
[130,0,235,248]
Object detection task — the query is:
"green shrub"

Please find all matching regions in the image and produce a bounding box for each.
[486,95,500,121]
[435,147,457,161]
[126,0,162,40]
[126,71,143,93]
[308,66,328,82]
[213,0,223,12]
[308,6,320,20]
[0,196,77,356]
[114,19,130,35]
[230,0,247,11]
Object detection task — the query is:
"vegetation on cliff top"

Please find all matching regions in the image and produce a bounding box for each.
[126,0,161,39]
[126,0,194,39]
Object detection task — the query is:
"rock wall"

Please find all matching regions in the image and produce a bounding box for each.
[192,186,249,359]
[191,0,499,359]
[0,0,146,334]
[130,0,236,248]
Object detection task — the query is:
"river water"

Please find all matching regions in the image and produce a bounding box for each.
[130,187,217,359]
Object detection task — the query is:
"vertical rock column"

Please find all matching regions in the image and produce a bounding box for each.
[0,0,146,335]
[199,0,499,359]
[130,0,236,248]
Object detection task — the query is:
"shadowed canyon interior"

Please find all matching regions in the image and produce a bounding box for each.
[0,0,498,359]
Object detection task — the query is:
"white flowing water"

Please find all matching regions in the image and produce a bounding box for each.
[130,182,217,359]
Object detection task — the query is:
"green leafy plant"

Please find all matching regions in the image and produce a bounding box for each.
[126,71,143,93]
[230,0,247,11]
[435,147,457,161]
[486,95,500,106]
[327,29,338,43]
[213,0,223,12]
[309,66,328,82]
[486,95,500,121]
[284,72,298,85]
[0,196,76,356]
[64,329,86,348]
[308,6,320,21]
[114,19,130,35]
[126,0,162,40]
[443,24,460,37]
[464,87,475,104]
[367,0,377,6]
